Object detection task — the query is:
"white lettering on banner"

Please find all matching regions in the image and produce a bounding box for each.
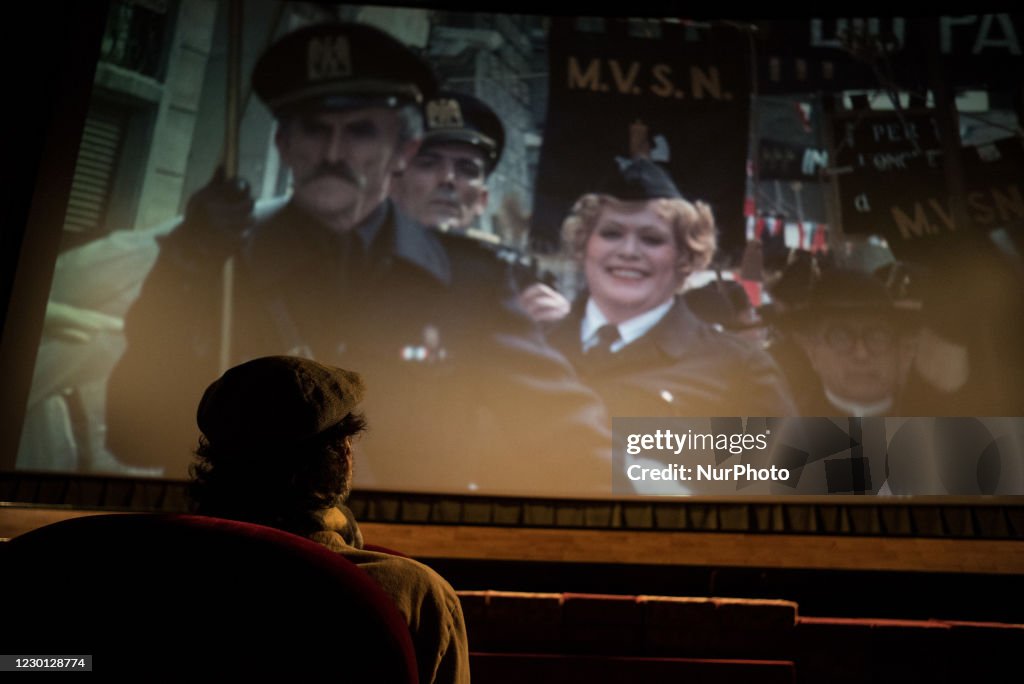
[809,15,1020,56]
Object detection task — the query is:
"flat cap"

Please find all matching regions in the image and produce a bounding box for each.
[252,22,437,115]
[197,356,365,446]
[421,90,505,172]
[595,158,683,201]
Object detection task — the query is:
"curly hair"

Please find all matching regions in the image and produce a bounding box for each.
[188,412,367,536]
[561,194,717,278]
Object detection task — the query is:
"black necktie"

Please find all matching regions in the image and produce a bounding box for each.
[585,324,621,360]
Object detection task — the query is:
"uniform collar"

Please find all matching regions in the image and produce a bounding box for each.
[580,297,675,353]
[551,296,705,372]
[273,198,453,287]
[824,388,894,417]
[354,200,388,251]
[385,201,452,286]
[566,295,704,359]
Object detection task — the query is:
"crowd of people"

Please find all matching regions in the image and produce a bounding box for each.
[18,19,1022,493]
[105,23,613,495]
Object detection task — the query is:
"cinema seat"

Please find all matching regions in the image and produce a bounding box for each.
[795,617,948,683]
[640,596,798,659]
[795,616,1024,684]
[3,513,418,679]
[460,590,564,652]
[562,593,643,653]
[469,653,796,683]
[458,590,799,661]
[942,620,1024,681]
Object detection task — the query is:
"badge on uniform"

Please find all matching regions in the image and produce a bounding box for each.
[307,35,352,81]
[400,324,448,363]
[426,98,465,130]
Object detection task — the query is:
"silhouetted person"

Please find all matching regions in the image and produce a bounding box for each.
[189,355,469,684]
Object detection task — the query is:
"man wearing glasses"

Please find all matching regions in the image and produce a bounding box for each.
[790,269,921,416]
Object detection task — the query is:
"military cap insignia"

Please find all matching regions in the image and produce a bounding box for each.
[418,90,505,171]
[253,23,437,114]
[307,35,352,81]
[427,98,465,130]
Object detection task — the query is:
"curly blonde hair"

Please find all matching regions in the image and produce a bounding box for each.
[561,194,717,278]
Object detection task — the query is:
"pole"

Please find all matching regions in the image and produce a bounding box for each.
[219,0,243,374]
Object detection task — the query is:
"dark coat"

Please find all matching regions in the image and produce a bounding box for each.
[107,199,611,494]
[547,297,797,419]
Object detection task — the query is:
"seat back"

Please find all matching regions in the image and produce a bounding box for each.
[3,513,418,679]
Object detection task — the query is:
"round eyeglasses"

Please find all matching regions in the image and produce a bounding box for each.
[822,324,896,354]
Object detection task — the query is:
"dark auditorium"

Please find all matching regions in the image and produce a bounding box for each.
[2,1,1023,680]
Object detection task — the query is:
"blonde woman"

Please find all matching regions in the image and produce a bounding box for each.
[544,159,795,418]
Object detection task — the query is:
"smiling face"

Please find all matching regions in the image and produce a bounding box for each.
[275,108,418,232]
[583,201,685,324]
[390,142,489,229]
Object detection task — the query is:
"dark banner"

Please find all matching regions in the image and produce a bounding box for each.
[833,111,1024,258]
[612,417,1024,496]
[756,15,1024,93]
[832,109,944,241]
[531,18,751,257]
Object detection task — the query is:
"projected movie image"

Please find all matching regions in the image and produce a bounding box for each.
[14,3,1024,497]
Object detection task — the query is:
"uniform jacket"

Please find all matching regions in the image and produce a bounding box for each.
[547,296,797,419]
[107,199,612,494]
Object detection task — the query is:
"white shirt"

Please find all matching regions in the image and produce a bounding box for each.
[580,297,675,353]
[824,388,894,417]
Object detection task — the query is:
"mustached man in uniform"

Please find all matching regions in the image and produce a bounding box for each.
[106,23,612,495]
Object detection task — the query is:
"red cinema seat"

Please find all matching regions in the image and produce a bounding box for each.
[2,513,418,680]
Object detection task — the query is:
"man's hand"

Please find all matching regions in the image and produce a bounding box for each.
[517,282,571,323]
[172,167,254,259]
